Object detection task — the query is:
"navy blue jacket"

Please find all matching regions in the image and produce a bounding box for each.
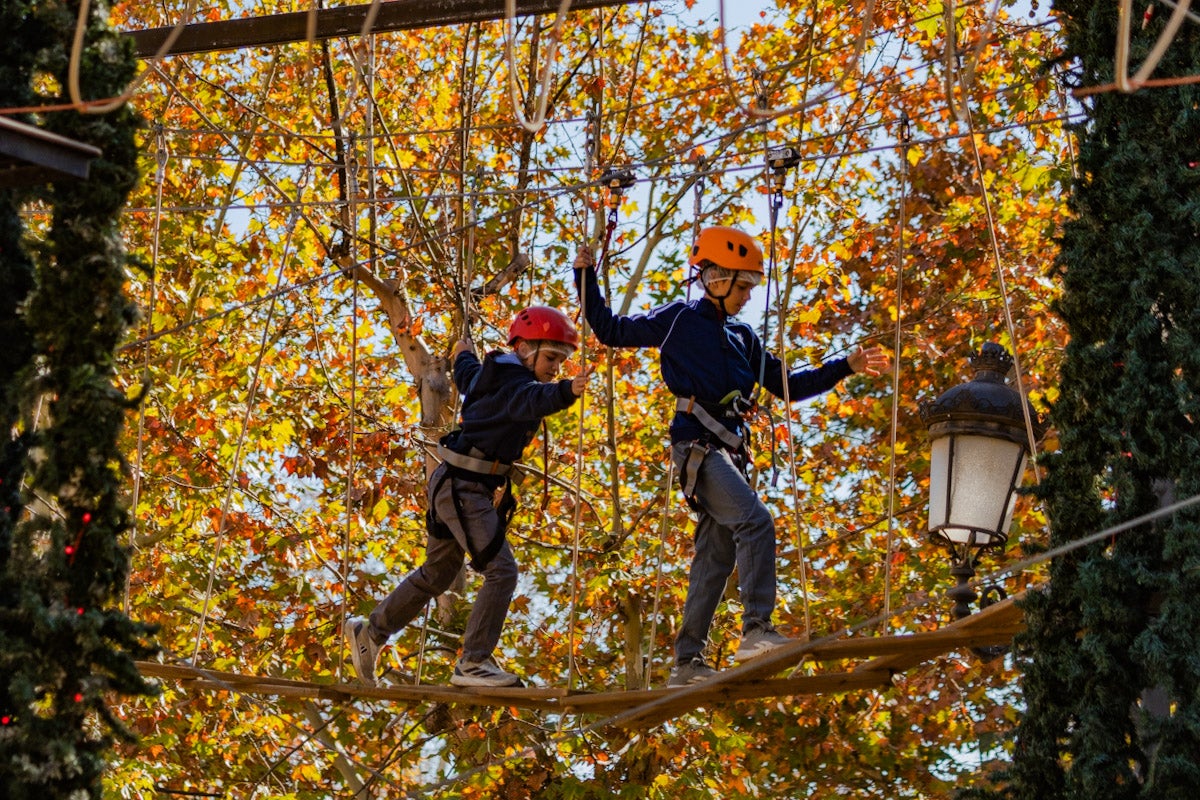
[575,266,852,444]
[449,350,579,471]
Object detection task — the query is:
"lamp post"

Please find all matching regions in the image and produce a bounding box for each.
[919,343,1038,622]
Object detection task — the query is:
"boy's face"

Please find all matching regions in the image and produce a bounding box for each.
[705,277,757,315]
[518,341,573,382]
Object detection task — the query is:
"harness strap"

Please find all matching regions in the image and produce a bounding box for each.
[426,460,515,572]
[679,441,709,510]
[436,443,514,477]
[675,395,744,451]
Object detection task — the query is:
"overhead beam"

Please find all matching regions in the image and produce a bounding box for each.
[125,0,652,58]
[0,116,102,188]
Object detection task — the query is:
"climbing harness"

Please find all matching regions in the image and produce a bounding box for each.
[673,393,757,505]
[427,438,517,572]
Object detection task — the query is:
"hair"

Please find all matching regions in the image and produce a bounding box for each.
[515,339,575,360]
[701,262,762,288]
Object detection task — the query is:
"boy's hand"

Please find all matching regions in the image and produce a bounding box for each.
[573,249,596,272]
[570,366,595,397]
[452,338,475,359]
[848,345,890,376]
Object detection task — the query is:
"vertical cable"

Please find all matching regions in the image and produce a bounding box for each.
[126,125,167,615]
[644,457,674,689]
[884,114,911,630]
[191,200,305,665]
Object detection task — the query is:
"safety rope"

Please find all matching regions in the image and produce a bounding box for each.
[688,153,707,303]
[961,106,1043,479]
[644,457,673,689]
[125,124,167,615]
[65,0,198,114]
[715,0,873,120]
[883,113,912,630]
[335,36,366,683]
[504,0,573,133]
[763,151,814,638]
[460,22,483,339]
[565,106,601,698]
[190,196,307,665]
[1115,0,1194,91]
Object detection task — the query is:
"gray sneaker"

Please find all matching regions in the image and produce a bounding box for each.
[667,657,718,687]
[450,656,524,688]
[734,626,792,662]
[344,616,381,687]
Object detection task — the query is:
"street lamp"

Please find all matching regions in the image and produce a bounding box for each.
[919,342,1038,622]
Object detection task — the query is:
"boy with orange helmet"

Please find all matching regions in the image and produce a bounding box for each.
[575,227,888,687]
[345,306,589,688]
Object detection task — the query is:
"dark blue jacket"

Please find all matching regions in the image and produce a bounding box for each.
[448,350,579,472]
[575,266,852,444]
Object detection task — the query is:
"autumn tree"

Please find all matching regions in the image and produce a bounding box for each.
[74,0,1076,796]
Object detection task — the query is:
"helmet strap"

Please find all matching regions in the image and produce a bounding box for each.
[700,272,736,316]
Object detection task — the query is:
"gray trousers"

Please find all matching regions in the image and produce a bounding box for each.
[671,441,777,664]
[368,462,518,662]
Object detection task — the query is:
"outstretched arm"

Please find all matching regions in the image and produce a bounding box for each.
[573,248,681,348]
[847,345,890,376]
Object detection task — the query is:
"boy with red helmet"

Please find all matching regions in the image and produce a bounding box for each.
[345,306,589,688]
[574,227,888,687]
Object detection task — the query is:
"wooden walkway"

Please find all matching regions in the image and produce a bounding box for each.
[139,591,1024,729]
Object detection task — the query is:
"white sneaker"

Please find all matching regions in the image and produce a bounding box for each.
[734,626,792,662]
[450,656,523,688]
[344,616,381,687]
[667,657,719,687]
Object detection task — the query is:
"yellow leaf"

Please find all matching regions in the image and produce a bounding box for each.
[372,496,390,522]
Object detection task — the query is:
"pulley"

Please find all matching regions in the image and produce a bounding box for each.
[765,145,801,197]
[600,167,636,211]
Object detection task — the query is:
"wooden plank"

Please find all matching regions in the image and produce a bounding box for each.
[137,660,566,711]
[857,592,1026,674]
[125,0,654,58]
[563,670,893,718]
[805,624,1024,662]
[135,593,1028,725]
[597,592,1028,729]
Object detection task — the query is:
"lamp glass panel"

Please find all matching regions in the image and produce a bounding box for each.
[929,434,1025,545]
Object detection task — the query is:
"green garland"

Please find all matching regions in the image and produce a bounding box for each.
[964,5,1200,798]
[0,2,158,797]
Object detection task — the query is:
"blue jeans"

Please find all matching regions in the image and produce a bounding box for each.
[671,442,777,664]
[369,463,518,663]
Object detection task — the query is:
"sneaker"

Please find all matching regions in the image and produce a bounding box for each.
[344,616,381,688]
[450,656,524,688]
[667,657,718,687]
[734,626,793,662]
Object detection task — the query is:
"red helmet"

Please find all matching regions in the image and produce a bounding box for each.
[688,226,764,275]
[507,305,580,349]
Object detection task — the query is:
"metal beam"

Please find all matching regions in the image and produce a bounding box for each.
[0,116,102,188]
[125,0,651,58]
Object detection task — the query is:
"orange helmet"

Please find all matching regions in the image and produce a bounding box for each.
[688,226,764,275]
[507,306,580,350]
